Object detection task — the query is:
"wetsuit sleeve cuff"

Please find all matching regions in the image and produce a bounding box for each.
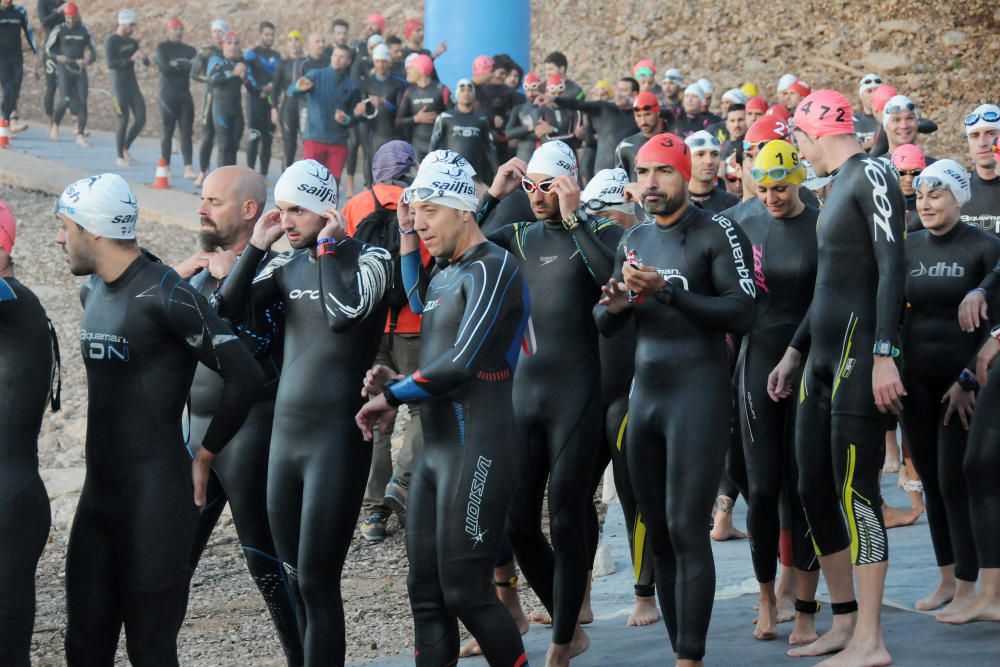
[476,193,500,224]
[383,382,402,407]
[384,373,433,404]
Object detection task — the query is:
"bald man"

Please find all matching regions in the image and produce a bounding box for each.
[174,166,304,664]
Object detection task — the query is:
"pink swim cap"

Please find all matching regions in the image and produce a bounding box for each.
[473,55,494,76]
[0,199,15,255]
[892,143,927,171]
[632,59,655,76]
[409,54,434,77]
[792,89,855,138]
[871,85,898,114]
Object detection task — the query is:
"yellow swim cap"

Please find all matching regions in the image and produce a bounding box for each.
[741,82,760,98]
[751,140,805,185]
[593,80,613,98]
[287,29,303,42]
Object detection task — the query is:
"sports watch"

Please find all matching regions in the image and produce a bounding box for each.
[958,369,979,393]
[872,340,899,357]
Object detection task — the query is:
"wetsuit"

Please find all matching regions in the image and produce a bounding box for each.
[869,118,938,157]
[244,45,280,175]
[853,111,879,148]
[505,99,542,162]
[37,0,63,119]
[105,33,149,160]
[191,44,222,173]
[675,112,714,138]
[392,241,530,667]
[155,39,197,167]
[595,204,756,660]
[557,98,638,172]
[0,277,56,667]
[689,186,739,214]
[900,224,1000,583]
[207,54,257,167]
[217,239,391,666]
[185,262,304,665]
[428,108,498,183]
[357,73,406,183]
[615,130,652,181]
[0,4,35,122]
[961,172,1000,236]
[396,80,450,159]
[736,204,821,583]
[475,82,517,160]
[477,195,622,645]
[537,103,581,150]
[65,253,261,665]
[721,196,765,225]
[46,20,97,135]
[791,153,905,567]
[478,189,535,237]
[273,55,325,169]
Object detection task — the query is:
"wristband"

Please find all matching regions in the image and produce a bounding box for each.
[317,237,336,246]
[399,227,417,235]
[968,287,987,296]
[317,242,337,258]
[991,324,1000,343]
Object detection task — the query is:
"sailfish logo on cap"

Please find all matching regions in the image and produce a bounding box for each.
[305,163,332,185]
[120,192,137,207]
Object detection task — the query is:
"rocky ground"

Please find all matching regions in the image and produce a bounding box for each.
[4,183,568,664]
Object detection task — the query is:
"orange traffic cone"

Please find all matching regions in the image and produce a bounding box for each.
[151,158,170,189]
[0,119,10,149]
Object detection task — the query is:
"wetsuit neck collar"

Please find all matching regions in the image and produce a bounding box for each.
[103,252,148,291]
[653,201,695,230]
[927,219,963,242]
[451,241,489,265]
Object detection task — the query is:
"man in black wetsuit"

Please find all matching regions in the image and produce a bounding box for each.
[428,78,498,183]
[961,104,1000,235]
[37,0,66,130]
[396,54,450,160]
[191,19,228,187]
[542,51,584,101]
[533,76,581,151]
[675,84,713,138]
[1,200,58,667]
[538,77,638,173]
[854,74,882,150]
[0,0,36,131]
[594,133,756,665]
[55,173,262,665]
[769,90,906,667]
[244,21,280,176]
[684,130,739,213]
[217,159,391,665]
[208,32,257,168]
[156,17,198,178]
[353,43,406,187]
[105,10,150,166]
[477,140,623,665]
[356,153,530,667]
[506,71,543,163]
[45,2,96,147]
[616,91,667,181]
[172,166,304,665]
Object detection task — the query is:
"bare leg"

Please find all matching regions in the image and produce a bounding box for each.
[787,549,855,657]
[937,569,1000,624]
[915,564,956,611]
[814,561,891,667]
[543,625,589,667]
[933,578,978,619]
[460,563,529,658]
[710,495,746,541]
[775,564,797,622]
[789,569,821,645]
[754,581,778,640]
[882,430,900,473]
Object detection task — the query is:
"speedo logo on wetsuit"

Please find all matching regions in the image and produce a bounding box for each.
[465,455,492,546]
[910,261,966,278]
[80,330,130,361]
[961,214,1000,234]
[860,157,897,243]
[752,245,770,293]
[430,180,477,197]
[712,215,756,298]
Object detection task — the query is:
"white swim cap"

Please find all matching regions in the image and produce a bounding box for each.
[56,173,139,239]
[273,159,339,215]
[526,140,578,178]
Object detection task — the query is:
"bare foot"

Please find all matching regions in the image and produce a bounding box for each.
[627,595,659,626]
[49,125,58,141]
[915,581,955,611]
[710,498,746,541]
[75,133,89,148]
[193,172,206,187]
[754,599,778,640]
[115,157,129,167]
[882,503,922,529]
[787,622,854,657]
[777,595,795,623]
[814,638,892,667]
[543,626,589,667]
[882,457,900,474]
[124,150,135,163]
[937,596,1000,624]
[578,600,594,625]
[788,612,818,646]
[530,609,553,625]
[183,166,198,180]
[10,122,28,134]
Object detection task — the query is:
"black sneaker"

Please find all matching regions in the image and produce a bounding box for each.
[361,514,387,543]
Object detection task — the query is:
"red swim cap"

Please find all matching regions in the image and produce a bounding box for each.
[792,89,855,138]
[892,143,926,171]
[632,91,660,113]
[473,55,494,76]
[167,17,183,31]
[0,199,15,255]
[64,2,79,16]
[546,75,565,92]
[403,18,422,38]
[410,54,434,77]
[635,133,692,182]
[745,114,791,144]
[367,12,386,32]
[788,80,811,97]
[872,85,898,114]
[223,31,240,43]
[764,104,790,122]
[746,96,768,113]
[523,71,541,87]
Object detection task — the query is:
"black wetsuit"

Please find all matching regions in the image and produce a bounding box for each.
[244,45,280,175]
[191,44,222,173]
[185,262,304,665]
[506,100,542,162]
[428,108,498,183]
[273,55,326,169]
[357,73,406,181]
[854,111,879,148]
[901,224,1000,583]
[537,102,581,150]
[478,189,535,237]
[595,204,756,661]
[155,39,197,166]
[675,112,714,138]
[615,130,652,181]
[477,195,622,645]
[65,253,261,665]
[46,21,97,134]
[791,153,905,567]
[392,242,530,667]
[869,118,938,158]
[37,0,63,119]
[689,186,739,214]
[557,98,638,172]
[396,80,450,159]
[0,4,35,122]
[207,54,257,167]
[218,240,391,666]
[0,277,55,667]
[736,204,820,583]
[962,173,1000,236]
[105,33,149,159]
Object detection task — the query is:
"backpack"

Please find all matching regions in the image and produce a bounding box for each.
[352,188,410,330]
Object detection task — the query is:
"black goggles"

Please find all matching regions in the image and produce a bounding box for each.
[884,102,917,116]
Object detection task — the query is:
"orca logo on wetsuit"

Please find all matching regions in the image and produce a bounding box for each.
[288,289,320,300]
[712,215,757,298]
[860,157,897,243]
[909,261,966,278]
[465,455,492,546]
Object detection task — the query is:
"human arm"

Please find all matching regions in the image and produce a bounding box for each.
[397,200,432,313]
[104,36,130,69]
[18,8,37,54]
[427,113,445,152]
[594,242,634,336]
[37,0,64,31]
